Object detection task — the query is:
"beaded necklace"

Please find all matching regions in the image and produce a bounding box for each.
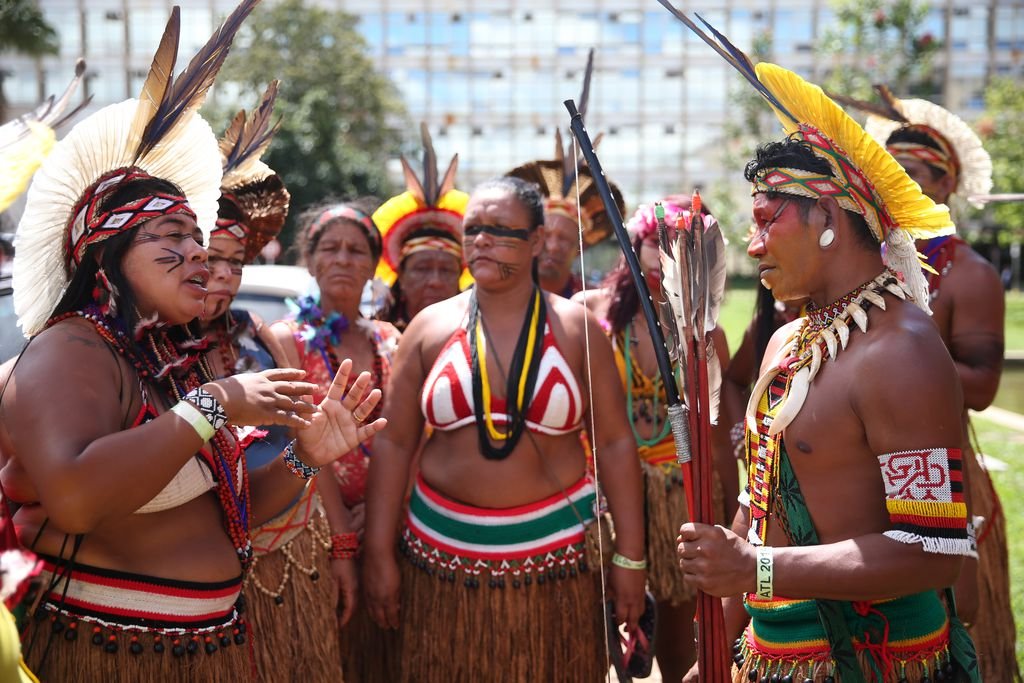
[468,286,546,460]
[46,304,253,570]
[744,269,910,544]
[622,323,672,448]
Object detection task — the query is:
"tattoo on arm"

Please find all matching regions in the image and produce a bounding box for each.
[154,247,185,273]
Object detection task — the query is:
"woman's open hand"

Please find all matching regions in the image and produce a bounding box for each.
[293,358,387,468]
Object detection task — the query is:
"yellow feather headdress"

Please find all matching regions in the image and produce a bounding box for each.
[215,80,290,264]
[653,2,953,312]
[0,59,88,213]
[372,123,470,288]
[13,1,259,337]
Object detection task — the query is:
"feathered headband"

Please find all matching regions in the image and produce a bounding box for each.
[372,122,469,288]
[13,1,258,337]
[215,80,290,264]
[507,49,624,247]
[0,59,89,213]
[655,2,954,312]
[838,86,993,209]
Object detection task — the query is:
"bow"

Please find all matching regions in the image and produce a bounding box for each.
[564,100,731,682]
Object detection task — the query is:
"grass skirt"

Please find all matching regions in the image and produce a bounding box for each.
[338,601,399,683]
[963,441,1021,682]
[642,461,695,605]
[244,493,342,681]
[22,559,250,683]
[394,474,608,682]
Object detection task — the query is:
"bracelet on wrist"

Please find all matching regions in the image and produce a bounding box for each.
[755,545,774,600]
[611,552,647,571]
[170,401,215,442]
[183,387,228,432]
[282,440,320,480]
[329,532,359,561]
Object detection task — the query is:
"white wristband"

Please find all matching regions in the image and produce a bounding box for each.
[755,546,774,600]
[170,400,215,442]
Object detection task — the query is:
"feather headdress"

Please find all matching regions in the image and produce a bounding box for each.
[655,1,953,312]
[856,87,993,208]
[14,1,259,337]
[0,59,89,213]
[507,48,624,247]
[215,80,289,264]
[372,122,469,288]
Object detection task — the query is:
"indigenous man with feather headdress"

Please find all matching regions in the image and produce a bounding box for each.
[658,5,981,681]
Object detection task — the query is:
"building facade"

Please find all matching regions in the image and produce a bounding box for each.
[3,0,1022,214]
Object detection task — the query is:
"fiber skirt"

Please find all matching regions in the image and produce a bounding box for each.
[22,557,249,683]
[244,486,342,682]
[395,473,608,682]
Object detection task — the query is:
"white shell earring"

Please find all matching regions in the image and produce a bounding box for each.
[818,228,835,249]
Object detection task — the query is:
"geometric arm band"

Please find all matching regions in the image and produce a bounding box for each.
[876,448,977,558]
[183,386,229,432]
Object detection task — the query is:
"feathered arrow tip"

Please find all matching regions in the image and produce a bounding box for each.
[658,192,726,424]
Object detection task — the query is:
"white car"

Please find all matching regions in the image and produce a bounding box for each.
[235,264,316,325]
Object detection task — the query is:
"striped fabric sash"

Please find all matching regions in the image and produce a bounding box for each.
[38,557,241,633]
[403,474,596,582]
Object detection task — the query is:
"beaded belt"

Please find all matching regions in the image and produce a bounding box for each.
[36,556,245,655]
[402,473,596,588]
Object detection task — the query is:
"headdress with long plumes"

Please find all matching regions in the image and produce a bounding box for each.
[0,59,89,213]
[850,86,993,209]
[372,122,470,288]
[655,2,953,313]
[507,48,625,247]
[13,1,259,337]
[215,80,290,264]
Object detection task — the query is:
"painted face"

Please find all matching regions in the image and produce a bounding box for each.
[462,188,540,287]
[308,221,376,302]
[897,156,952,205]
[747,193,820,303]
[537,213,579,284]
[202,234,245,321]
[121,213,209,325]
[398,250,461,317]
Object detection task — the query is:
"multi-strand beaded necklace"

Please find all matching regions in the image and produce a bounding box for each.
[47,304,253,569]
[744,269,911,544]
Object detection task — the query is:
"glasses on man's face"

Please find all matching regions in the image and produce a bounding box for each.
[750,199,792,241]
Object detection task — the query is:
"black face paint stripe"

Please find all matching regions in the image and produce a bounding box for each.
[154,247,185,273]
[464,224,530,240]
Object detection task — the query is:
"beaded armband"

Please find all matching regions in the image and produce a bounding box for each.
[282,440,320,480]
[877,448,977,558]
[183,387,228,432]
[329,533,359,560]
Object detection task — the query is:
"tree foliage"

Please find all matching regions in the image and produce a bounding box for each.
[0,0,58,58]
[818,0,941,99]
[213,0,407,251]
[978,78,1024,244]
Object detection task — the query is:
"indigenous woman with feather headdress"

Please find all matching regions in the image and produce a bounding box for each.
[373,124,469,331]
[0,6,385,681]
[363,175,646,682]
[197,84,349,681]
[574,196,735,682]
